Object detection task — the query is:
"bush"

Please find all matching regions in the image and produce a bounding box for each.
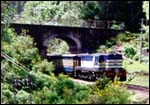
[32,59,55,75]
[29,71,53,90]
[80,1,100,19]
[92,85,130,104]
[105,40,114,48]
[133,54,139,61]
[95,76,111,90]
[31,73,90,104]
[90,76,131,104]
[2,28,41,69]
[96,45,106,53]
[123,46,136,59]
[47,38,69,54]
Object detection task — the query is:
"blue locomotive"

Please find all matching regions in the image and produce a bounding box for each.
[47,53,126,81]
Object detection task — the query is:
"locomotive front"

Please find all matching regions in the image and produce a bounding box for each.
[99,53,126,81]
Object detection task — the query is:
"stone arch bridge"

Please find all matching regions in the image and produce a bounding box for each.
[9,23,124,58]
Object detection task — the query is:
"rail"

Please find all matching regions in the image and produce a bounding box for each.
[126,84,149,91]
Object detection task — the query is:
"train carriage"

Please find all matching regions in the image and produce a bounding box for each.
[47,54,78,76]
[47,53,126,81]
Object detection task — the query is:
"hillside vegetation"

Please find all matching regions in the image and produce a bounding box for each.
[1,1,149,104]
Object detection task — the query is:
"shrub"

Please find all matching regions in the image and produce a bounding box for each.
[29,71,53,90]
[92,85,130,104]
[133,54,139,61]
[90,76,131,104]
[2,28,41,69]
[96,45,106,53]
[123,46,136,58]
[105,40,114,48]
[1,83,14,104]
[32,59,55,75]
[95,76,111,90]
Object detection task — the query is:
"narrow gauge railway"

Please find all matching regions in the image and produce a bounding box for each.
[126,84,149,92]
[126,84,149,103]
[47,52,126,81]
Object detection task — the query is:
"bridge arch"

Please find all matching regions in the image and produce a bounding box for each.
[43,32,81,54]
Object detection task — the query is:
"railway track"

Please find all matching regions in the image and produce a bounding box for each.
[126,84,149,103]
[72,78,149,103]
[126,84,149,91]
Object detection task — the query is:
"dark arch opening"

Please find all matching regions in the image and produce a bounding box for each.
[46,36,80,54]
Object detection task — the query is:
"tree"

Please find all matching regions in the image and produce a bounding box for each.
[80,1,145,32]
[143,1,149,20]
[142,1,149,34]
[15,1,82,26]
[1,1,16,43]
[47,38,69,54]
[80,1,100,20]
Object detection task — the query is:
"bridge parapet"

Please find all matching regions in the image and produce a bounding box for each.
[43,19,125,30]
[12,18,125,30]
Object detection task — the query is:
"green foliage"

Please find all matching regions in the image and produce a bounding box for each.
[105,40,115,48]
[143,1,149,20]
[111,32,138,46]
[2,29,41,69]
[132,54,140,61]
[2,2,137,104]
[95,76,111,90]
[1,60,15,82]
[32,59,55,75]
[30,73,90,104]
[123,46,136,58]
[142,1,149,43]
[92,85,130,104]
[16,1,82,26]
[116,32,135,42]
[29,71,52,90]
[1,83,13,104]
[53,74,74,96]
[51,74,90,104]
[96,45,107,53]
[15,90,30,104]
[123,58,149,73]
[1,27,12,44]
[81,1,145,32]
[1,1,16,24]
[1,1,17,45]
[90,77,130,104]
[1,27,55,104]
[97,32,137,51]
[47,38,69,54]
[80,1,100,19]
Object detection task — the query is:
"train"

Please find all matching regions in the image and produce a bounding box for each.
[47,53,126,81]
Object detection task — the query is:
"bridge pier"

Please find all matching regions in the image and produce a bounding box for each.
[38,46,47,59]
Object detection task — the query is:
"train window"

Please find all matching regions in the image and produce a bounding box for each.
[99,56,104,62]
[95,56,99,65]
[81,55,93,61]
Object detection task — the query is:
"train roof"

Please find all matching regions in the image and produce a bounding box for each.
[47,53,77,57]
[47,52,122,57]
[77,52,122,56]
